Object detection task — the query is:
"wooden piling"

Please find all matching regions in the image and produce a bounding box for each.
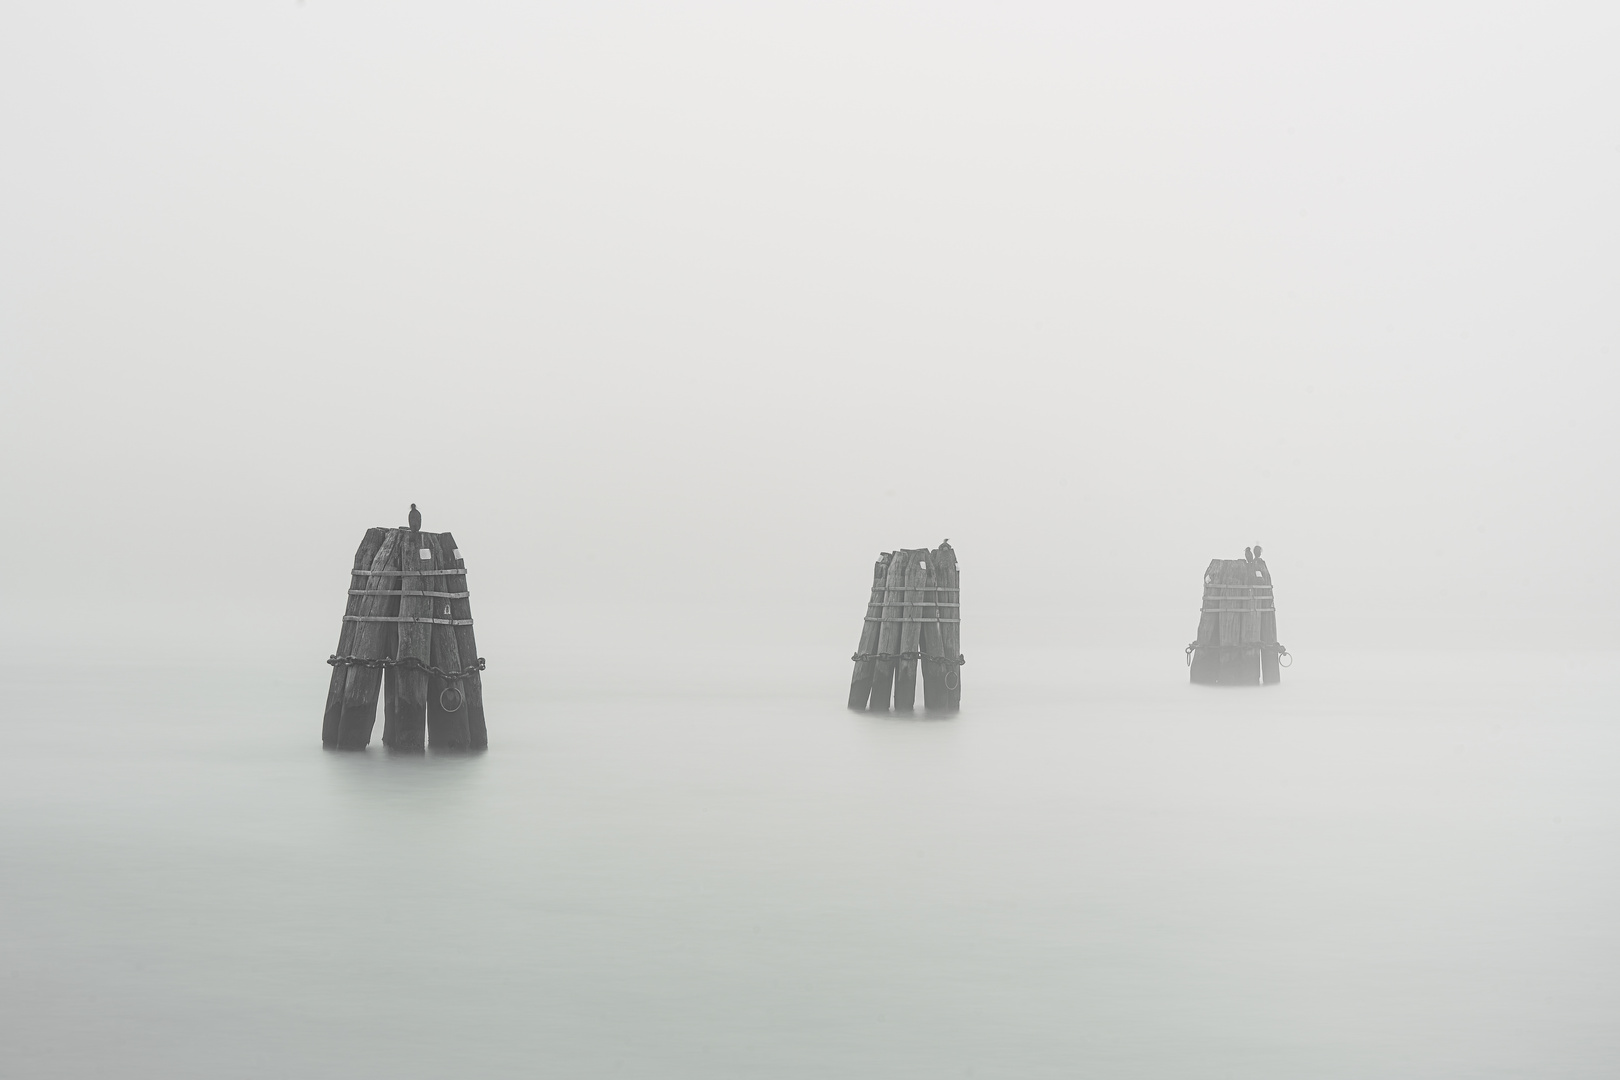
[336,529,404,748]
[325,524,488,749]
[323,528,387,747]
[439,531,486,749]
[848,553,893,710]
[867,550,912,712]
[423,533,471,750]
[1188,562,1223,685]
[381,532,433,751]
[1256,558,1280,684]
[934,542,961,711]
[1217,560,1260,685]
[918,548,948,711]
[892,550,928,712]
[1188,555,1280,686]
[845,542,961,713]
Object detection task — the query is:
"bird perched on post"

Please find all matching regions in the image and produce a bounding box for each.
[1253,544,1263,560]
[1245,546,1254,561]
[408,504,421,532]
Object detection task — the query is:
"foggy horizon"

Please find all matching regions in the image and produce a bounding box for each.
[4,5,1618,1078]
[6,1,1617,664]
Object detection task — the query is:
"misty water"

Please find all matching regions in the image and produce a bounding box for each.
[4,649,1616,1079]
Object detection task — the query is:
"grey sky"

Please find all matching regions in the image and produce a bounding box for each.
[4,2,1616,660]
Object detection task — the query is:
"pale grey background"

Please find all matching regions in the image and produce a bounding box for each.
[3,1,1615,667]
[4,7,1620,1079]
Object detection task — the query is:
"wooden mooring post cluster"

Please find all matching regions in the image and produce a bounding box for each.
[322,526,487,750]
[1186,547,1289,685]
[847,541,963,713]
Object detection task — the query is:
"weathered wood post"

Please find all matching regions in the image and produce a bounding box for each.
[423,533,470,750]
[847,541,962,713]
[323,528,387,747]
[847,553,894,709]
[932,541,962,712]
[325,525,487,749]
[440,531,487,749]
[336,530,404,748]
[892,552,928,711]
[1187,551,1286,685]
[382,534,433,750]
[917,552,947,710]
[866,550,912,712]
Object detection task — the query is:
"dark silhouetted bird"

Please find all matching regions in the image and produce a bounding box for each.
[408,504,421,532]
[1253,544,1263,559]
[1244,546,1254,561]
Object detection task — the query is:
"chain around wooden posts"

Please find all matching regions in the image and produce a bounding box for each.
[327,654,487,680]
[1184,642,1290,667]
[852,651,966,693]
[851,651,966,664]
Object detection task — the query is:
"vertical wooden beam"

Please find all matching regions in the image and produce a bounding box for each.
[868,549,912,712]
[1212,559,1262,685]
[847,553,892,710]
[934,541,961,712]
[1257,557,1279,684]
[324,528,387,747]
[893,550,928,712]
[424,533,471,749]
[439,531,486,749]
[381,531,433,751]
[1189,560,1222,684]
[337,529,404,748]
[918,549,948,711]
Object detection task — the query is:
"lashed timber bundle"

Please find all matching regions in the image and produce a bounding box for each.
[322,527,487,750]
[1186,553,1289,685]
[847,541,963,713]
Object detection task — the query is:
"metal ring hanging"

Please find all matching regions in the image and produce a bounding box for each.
[439,685,465,712]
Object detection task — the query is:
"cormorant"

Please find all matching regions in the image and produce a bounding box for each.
[408,504,421,532]
[1244,546,1254,561]
[1253,544,1263,559]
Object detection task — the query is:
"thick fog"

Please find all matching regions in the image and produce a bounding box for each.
[4,1,1617,667]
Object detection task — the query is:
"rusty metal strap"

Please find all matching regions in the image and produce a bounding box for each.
[352,569,467,576]
[1186,642,1289,652]
[328,654,486,679]
[344,616,475,626]
[852,651,966,666]
[864,617,961,623]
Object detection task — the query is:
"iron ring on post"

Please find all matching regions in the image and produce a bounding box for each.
[439,685,465,713]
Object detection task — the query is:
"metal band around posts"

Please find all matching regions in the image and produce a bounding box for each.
[347,590,469,598]
[864,617,962,623]
[343,615,475,626]
[352,569,468,576]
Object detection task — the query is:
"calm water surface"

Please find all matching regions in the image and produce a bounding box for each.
[2,651,1617,1078]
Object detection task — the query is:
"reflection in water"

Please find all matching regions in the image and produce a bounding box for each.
[1,652,1618,1079]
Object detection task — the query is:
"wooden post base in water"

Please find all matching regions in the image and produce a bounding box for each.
[847,542,961,713]
[323,526,487,750]
[1188,556,1283,686]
